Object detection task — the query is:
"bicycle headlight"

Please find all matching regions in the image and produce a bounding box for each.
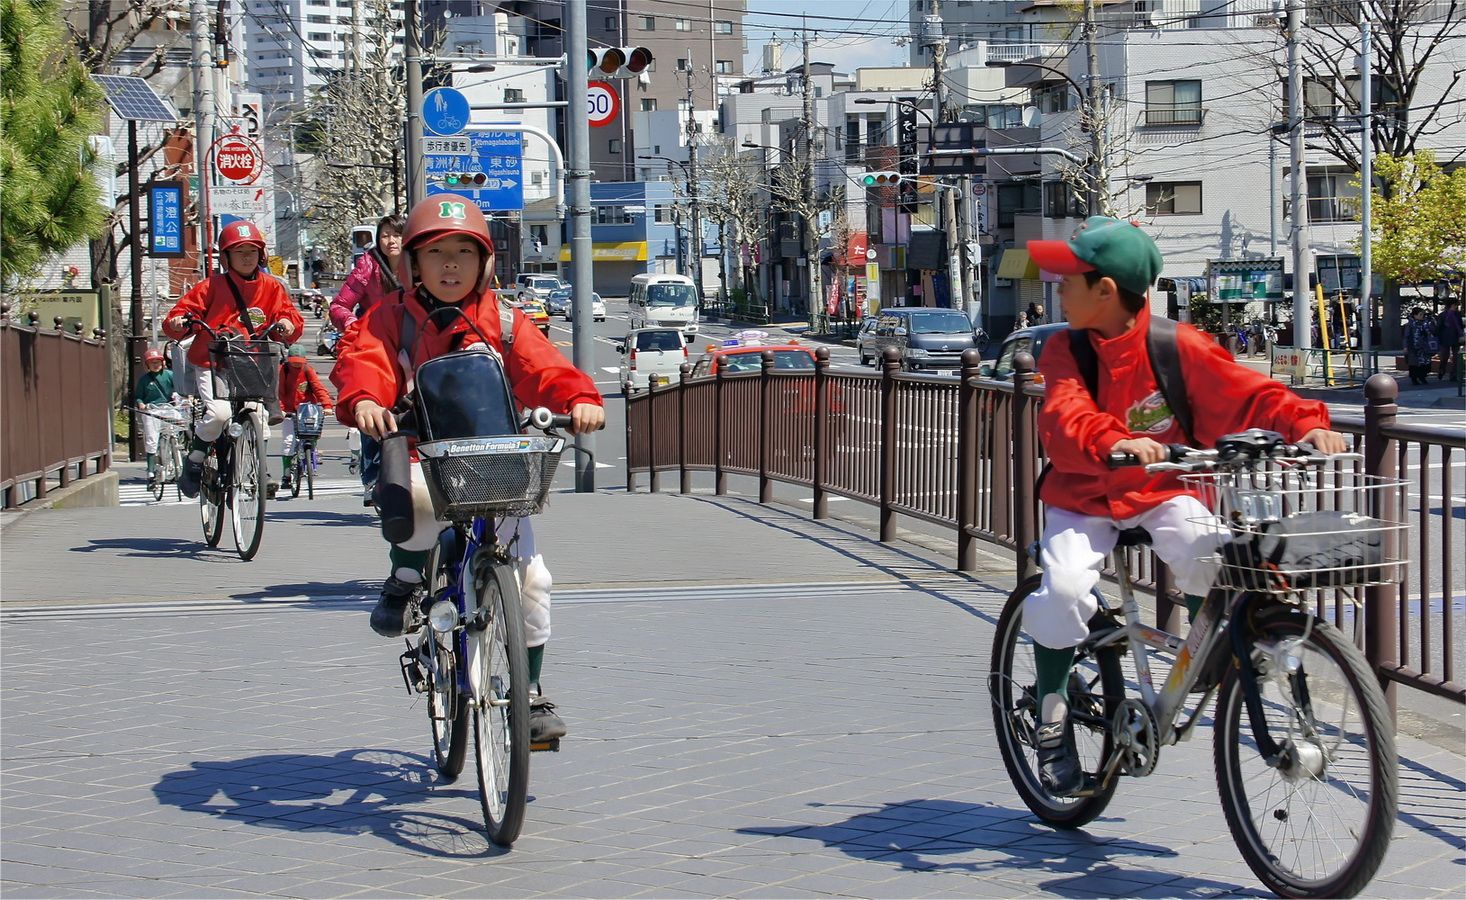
[227,421,244,438]
[427,599,459,633]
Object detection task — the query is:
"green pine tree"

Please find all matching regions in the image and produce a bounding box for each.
[1,0,108,284]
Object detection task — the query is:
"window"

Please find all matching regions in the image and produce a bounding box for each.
[1036,82,1074,114]
[605,16,616,30]
[504,88,524,103]
[608,139,621,154]
[1304,78,1339,120]
[973,104,1023,129]
[676,58,690,72]
[716,20,733,34]
[1146,181,1203,215]
[996,181,1041,227]
[639,16,655,30]
[641,98,658,111]
[1144,80,1203,126]
[845,119,861,162]
[655,205,673,223]
[675,18,691,31]
[1307,174,1360,222]
[307,15,329,23]
[308,32,330,41]
[1043,181,1086,219]
[715,60,732,74]
[531,171,544,185]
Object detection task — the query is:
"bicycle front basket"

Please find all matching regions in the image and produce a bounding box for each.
[208,340,281,400]
[417,435,564,521]
[295,401,325,437]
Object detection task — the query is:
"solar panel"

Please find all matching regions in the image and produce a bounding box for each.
[92,75,179,122]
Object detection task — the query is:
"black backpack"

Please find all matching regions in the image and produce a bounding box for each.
[1065,316,1196,447]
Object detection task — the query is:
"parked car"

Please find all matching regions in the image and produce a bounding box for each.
[868,307,979,373]
[510,274,563,306]
[618,327,688,390]
[517,299,551,335]
[855,315,879,366]
[982,323,1069,382]
[574,292,607,322]
[689,331,844,425]
[545,287,571,317]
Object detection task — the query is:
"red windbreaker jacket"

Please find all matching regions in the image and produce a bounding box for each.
[331,287,602,429]
[1037,307,1331,520]
[163,272,303,367]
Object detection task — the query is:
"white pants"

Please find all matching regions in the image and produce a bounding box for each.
[1024,496,1227,649]
[396,462,553,647]
[140,411,163,454]
[188,367,270,448]
[280,417,298,457]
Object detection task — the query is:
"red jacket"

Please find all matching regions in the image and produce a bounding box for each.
[279,364,332,414]
[163,272,303,367]
[1037,307,1331,520]
[329,248,398,332]
[331,287,602,430]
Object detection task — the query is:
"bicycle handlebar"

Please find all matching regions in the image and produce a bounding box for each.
[179,314,291,341]
[1106,429,1350,472]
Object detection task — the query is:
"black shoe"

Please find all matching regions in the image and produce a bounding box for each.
[281,475,293,491]
[370,575,423,638]
[178,459,203,498]
[528,694,567,743]
[1035,719,1084,797]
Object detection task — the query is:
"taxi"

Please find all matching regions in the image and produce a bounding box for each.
[516,299,552,335]
[689,330,817,377]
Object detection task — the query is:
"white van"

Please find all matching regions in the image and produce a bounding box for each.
[628,274,699,335]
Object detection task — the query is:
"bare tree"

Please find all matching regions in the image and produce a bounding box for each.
[699,140,771,312]
[770,150,844,331]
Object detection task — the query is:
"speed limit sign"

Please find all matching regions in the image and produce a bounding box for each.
[587,80,620,128]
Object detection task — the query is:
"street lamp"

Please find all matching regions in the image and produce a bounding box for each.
[986,59,1102,215]
[326,156,402,215]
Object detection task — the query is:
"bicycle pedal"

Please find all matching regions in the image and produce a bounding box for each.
[530,739,560,753]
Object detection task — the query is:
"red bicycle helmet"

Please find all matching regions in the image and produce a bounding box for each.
[398,197,494,291]
[218,220,267,253]
[143,348,165,363]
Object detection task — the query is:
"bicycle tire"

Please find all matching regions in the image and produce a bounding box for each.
[289,450,302,499]
[470,560,530,847]
[423,542,469,779]
[306,444,316,500]
[200,441,225,547]
[150,458,166,503]
[1213,607,1397,899]
[230,418,267,561]
[990,575,1124,829]
[976,331,991,356]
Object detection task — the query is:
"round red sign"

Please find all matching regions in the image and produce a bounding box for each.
[213,135,263,185]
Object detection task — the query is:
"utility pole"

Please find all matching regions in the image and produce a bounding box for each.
[1082,0,1104,215]
[800,25,821,332]
[1287,0,1314,350]
[685,51,705,308]
[405,0,425,208]
[1359,16,1373,360]
[565,2,596,491]
[189,0,214,278]
[928,2,967,320]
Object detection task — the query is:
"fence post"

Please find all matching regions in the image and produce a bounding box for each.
[759,350,774,503]
[647,376,660,495]
[1011,351,1038,581]
[678,363,691,494]
[1363,372,1400,720]
[957,349,981,571]
[812,347,830,519]
[715,366,727,495]
[879,347,899,542]
[623,379,636,493]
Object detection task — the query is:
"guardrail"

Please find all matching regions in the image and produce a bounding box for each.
[1,312,113,508]
[627,347,1464,714]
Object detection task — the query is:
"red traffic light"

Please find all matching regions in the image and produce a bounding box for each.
[589,46,653,79]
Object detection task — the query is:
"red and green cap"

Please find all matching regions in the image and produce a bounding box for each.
[1027,216,1162,297]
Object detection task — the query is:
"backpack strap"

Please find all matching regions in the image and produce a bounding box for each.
[498,297,515,352]
[1145,316,1196,447]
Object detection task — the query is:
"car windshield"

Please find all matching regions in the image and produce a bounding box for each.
[526,277,557,288]
[647,284,697,307]
[549,288,570,299]
[634,331,683,351]
[720,349,813,373]
[910,311,973,334]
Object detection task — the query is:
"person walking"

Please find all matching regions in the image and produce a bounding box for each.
[1437,298,1463,381]
[1402,307,1438,385]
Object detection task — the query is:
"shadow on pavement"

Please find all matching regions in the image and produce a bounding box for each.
[230,580,379,602]
[265,509,380,528]
[152,749,507,859]
[738,798,1260,897]
[70,537,230,560]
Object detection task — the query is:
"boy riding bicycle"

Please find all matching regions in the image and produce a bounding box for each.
[331,197,604,745]
[1022,217,1346,796]
[279,345,333,492]
[164,221,303,498]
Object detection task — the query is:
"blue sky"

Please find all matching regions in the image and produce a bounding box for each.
[741,0,909,75]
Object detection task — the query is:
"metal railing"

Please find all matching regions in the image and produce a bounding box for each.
[2,313,113,508]
[627,348,1464,714]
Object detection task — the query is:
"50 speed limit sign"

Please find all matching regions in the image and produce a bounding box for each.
[587,80,620,128]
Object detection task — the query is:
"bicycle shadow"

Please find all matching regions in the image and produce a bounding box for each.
[739,798,1262,897]
[151,749,507,858]
[70,537,230,560]
[265,509,379,527]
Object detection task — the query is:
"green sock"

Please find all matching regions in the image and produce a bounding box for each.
[1184,594,1205,623]
[527,644,544,687]
[1033,643,1077,704]
[388,546,430,580]
[145,452,156,475]
[282,455,294,478]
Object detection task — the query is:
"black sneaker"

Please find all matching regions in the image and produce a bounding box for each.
[370,575,423,638]
[178,459,203,498]
[1035,719,1084,797]
[528,694,567,743]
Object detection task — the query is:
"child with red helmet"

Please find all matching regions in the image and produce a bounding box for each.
[134,348,176,481]
[163,220,303,497]
[278,345,332,492]
[332,197,604,744]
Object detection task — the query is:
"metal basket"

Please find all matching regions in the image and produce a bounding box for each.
[143,402,189,429]
[417,435,565,521]
[295,402,325,438]
[1182,462,1409,591]
[208,340,280,400]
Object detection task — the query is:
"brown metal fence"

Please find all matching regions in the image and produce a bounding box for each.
[2,316,112,508]
[627,347,1464,712]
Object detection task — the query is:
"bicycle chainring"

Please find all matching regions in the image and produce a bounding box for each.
[1112,698,1160,777]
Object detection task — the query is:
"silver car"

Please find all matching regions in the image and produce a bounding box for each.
[512,274,563,305]
[855,315,879,366]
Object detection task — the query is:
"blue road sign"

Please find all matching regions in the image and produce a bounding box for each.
[148,183,184,257]
[422,87,470,136]
[424,131,524,213]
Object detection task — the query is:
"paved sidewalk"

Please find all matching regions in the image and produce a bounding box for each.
[2,489,1462,898]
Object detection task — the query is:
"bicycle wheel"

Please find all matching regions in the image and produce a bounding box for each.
[289,450,302,499]
[990,575,1124,828]
[163,432,184,501]
[199,442,225,547]
[1214,607,1397,899]
[230,417,267,561]
[423,542,469,779]
[150,437,167,503]
[469,559,530,847]
[976,330,991,356]
[305,443,317,500]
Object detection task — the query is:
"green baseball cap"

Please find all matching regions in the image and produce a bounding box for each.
[1027,216,1163,297]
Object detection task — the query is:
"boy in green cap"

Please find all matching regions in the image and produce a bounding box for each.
[1022,217,1346,796]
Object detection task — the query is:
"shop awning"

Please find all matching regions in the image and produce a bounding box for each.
[558,241,648,262]
[997,248,1040,280]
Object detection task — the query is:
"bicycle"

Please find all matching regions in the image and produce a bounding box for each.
[287,401,324,500]
[183,317,287,561]
[989,429,1404,899]
[379,340,585,848]
[128,399,190,501]
[974,325,991,357]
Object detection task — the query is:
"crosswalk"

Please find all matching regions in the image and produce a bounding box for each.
[118,476,366,507]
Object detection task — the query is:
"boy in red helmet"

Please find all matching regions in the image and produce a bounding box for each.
[134,348,176,481]
[164,220,302,497]
[1021,217,1346,796]
[278,344,332,492]
[332,197,604,744]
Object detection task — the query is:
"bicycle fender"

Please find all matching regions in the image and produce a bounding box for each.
[1229,592,1283,761]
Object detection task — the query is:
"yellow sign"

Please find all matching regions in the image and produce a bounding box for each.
[14,290,102,333]
[558,241,648,262]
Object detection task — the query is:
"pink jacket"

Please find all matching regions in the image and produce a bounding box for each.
[329,249,399,332]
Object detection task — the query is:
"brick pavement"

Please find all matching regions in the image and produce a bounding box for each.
[2,489,1462,898]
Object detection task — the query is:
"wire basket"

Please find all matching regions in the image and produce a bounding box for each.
[295,402,325,438]
[417,435,565,521]
[143,401,190,429]
[1182,462,1409,592]
[208,340,281,400]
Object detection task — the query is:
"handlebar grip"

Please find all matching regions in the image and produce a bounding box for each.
[528,407,573,431]
[1107,452,1141,469]
[378,433,415,545]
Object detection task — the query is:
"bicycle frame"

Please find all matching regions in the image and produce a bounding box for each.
[429,517,522,707]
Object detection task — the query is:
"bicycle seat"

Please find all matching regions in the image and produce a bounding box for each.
[1115,526,1152,548]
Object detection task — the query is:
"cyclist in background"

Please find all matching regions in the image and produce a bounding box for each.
[1021,217,1346,796]
[332,197,604,744]
[164,221,303,498]
[278,344,332,493]
[134,348,175,482]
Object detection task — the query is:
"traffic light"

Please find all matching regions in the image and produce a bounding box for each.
[589,46,653,78]
[861,171,903,187]
[441,171,487,188]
